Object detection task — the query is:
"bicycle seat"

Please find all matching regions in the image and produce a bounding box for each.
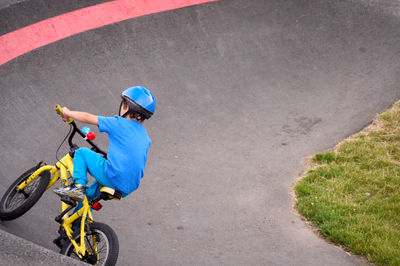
[100,187,122,201]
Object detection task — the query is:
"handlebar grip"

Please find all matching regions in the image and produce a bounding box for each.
[54,104,73,124]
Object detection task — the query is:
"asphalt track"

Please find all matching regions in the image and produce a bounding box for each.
[1,0,400,265]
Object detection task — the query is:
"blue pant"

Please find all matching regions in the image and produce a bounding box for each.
[73,147,116,200]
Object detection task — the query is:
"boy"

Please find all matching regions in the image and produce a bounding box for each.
[54,86,156,201]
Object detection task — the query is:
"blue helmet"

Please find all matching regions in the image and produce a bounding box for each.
[120,86,156,120]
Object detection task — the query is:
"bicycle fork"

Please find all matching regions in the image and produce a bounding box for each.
[15,162,56,191]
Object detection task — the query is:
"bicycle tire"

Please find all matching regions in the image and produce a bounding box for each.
[0,165,50,221]
[60,221,119,266]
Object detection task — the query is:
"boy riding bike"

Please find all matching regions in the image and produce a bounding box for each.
[0,86,155,265]
[54,86,156,202]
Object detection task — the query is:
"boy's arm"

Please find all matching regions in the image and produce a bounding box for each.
[62,107,99,125]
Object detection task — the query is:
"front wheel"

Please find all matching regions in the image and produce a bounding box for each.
[60,222,119,266]
[0,164,50,221]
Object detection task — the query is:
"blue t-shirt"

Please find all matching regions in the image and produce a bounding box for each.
[98,116,151,195]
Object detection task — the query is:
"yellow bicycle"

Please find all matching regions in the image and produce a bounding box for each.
[0,105,120,266]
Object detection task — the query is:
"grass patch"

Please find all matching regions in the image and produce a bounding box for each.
[295,100,400,266]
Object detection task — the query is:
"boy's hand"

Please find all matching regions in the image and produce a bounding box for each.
[62,107,71,122]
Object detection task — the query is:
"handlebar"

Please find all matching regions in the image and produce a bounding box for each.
[54,105,107,158]
[54,104,73,124]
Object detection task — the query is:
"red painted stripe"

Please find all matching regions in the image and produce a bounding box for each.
[0,0,217,66]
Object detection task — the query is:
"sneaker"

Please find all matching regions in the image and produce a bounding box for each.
[54,185,85,202]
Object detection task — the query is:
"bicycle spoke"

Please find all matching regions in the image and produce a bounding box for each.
[5,191,25,211]
[97,246,106,253]
[97,243,107,253]
[25,178,39,193]
[85,235,94,251]
[20,190,30,199]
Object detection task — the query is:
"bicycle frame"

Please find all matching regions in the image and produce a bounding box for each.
[62,196,96,258]
[16,153,96,258]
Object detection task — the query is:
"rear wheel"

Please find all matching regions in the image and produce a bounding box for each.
[0,164,50,220]
[60,222,119,266]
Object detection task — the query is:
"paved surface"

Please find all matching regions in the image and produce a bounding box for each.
[0,0,400,265]
[0,228,86,265]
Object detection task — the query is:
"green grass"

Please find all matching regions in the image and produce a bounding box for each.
[295,101,400,266]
